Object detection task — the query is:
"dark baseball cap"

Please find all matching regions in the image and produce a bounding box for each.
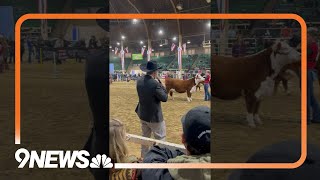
[229,140,320,180]
[181,106,211,153]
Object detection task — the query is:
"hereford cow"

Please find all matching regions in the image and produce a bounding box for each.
[212,41,301,127]
[165,74,205,102]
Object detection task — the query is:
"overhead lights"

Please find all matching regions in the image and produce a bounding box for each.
[207,22,211,28]
[159,44,163,47]
[140,41,144,44]
[173,36,177,41]
[132,19,138,24]
[158,29,163,35]
[121,35,126,40]
[176,0,183,11]
[117,42,120,45]
[143,45,146,48]
[187,40,191,44]
[109,46,112,49]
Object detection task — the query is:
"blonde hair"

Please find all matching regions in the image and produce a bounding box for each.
[109,119,129,163]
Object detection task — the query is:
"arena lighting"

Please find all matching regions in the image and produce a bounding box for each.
[140,41,144,44]
[158,29,163,35]
[173,36,177,41]
[109,45,112,49]
[121,35,126,40]
[176,0,183,11]
[132,19,138,24]
[207,22,211,28]
[152,49,154,52]
[143,45,146,48]
[187,40,191,44]
[159,44,163,47]
[117,42,120,45]
[112,49,114,51]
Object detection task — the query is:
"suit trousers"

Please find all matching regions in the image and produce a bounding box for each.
[140,120,166,157]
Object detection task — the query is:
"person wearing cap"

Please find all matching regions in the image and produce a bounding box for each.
[229,140,320,180]
[141,106,211,180]
[136,60,168,157]
[307,28,320,124]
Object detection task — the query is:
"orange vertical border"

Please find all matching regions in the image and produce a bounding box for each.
[15,14,307,169]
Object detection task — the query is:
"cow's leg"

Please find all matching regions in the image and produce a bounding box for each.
[281,79,291,95]
[166,87,174,100]
[187,91,192,102]
[273,78,281,95]
[253,100,263,125]
[170,90,174,100]
[244,93,256,128]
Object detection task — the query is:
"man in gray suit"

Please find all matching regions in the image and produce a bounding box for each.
[136,61,168,157]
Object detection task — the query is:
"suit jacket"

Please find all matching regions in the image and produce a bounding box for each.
[136,75,168,123]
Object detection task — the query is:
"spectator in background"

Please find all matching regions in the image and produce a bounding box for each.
[232,36,246,57]
[109,119,140,179]
[0,39,4,73]
[21,38,25,63]
[26,36,33,63]
[307,28,320,124]
[142,106,211,180]
[9,40,14,64]
[204,70,211,101]
[88,35,98,49]
[281,25,292,38]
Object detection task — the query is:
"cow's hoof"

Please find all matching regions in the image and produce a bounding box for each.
[246,114,256,128]
[248,123,256,128]
[254,114,263,125]
[187,97,191,102]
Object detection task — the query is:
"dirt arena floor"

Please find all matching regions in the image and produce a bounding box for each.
[1,61,320,180]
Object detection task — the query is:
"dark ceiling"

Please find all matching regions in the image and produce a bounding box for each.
[109,0,211,52]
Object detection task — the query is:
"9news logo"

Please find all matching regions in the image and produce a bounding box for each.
[15,148,113,169]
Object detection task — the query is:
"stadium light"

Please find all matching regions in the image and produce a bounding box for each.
[143,45,146,48]
[207,22,211,28]
[159,44,163,47]
[140,41,144,44]
[173,36,177,41]
[117,42,120,45]
[132,19,138,24]
[112,49,114,51]
[109,46,112,49]
[187,40,191,44]
[158,29,163,35]
[121,35,126,40]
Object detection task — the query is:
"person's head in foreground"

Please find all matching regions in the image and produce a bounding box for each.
[142,106,211,180]
[109,119,140,179]
[181,106,211,156]
[109,118,128,163]
[229,140,320,180]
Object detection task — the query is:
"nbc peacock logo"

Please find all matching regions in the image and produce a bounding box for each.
[90,154,113,168]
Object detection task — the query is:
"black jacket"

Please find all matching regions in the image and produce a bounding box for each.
[135,75,168,122]
[141,145,185,180]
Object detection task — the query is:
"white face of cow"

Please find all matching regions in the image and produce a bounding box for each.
[195,74,205,85]
[270,41,301,77]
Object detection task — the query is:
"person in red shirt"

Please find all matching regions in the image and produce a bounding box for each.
[307,28,320,124]
[204,70,211,101]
